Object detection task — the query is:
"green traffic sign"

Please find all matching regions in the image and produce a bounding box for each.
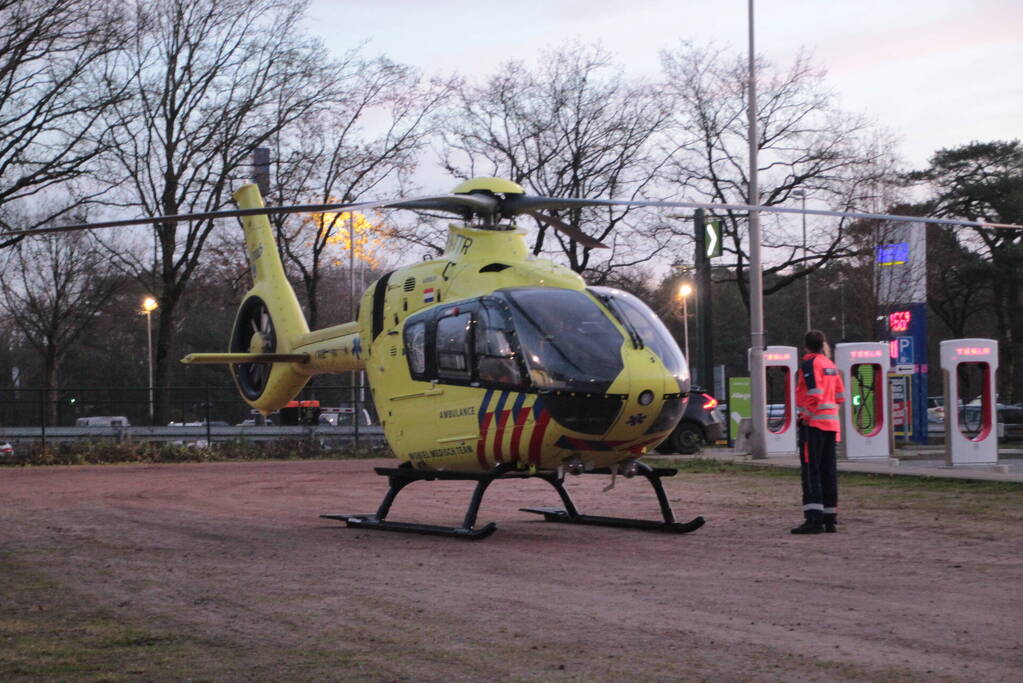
[705,219,722,258]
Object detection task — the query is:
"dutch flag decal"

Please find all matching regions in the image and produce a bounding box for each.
[423,288,436,303]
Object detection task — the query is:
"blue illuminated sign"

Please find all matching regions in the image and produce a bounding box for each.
[876,242,909,266]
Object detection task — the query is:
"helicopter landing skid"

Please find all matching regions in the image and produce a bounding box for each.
[521,464,705,534]
[321,463,516,540]
[321,461,704,539]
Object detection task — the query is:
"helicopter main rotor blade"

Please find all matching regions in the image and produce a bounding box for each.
[8,179,1020,239]
[524,210,608,249]
[0,193,500,238]
[504,195,1023,231]
[392,194,499,217]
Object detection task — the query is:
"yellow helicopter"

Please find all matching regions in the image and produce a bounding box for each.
[184,177,702,538]
[8,177,1018,539]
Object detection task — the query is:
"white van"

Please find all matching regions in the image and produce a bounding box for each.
[75,416,131,427]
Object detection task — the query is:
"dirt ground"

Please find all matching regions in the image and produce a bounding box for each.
[1,458,1021,681]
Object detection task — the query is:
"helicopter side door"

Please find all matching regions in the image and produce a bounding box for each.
[396,299,532,469]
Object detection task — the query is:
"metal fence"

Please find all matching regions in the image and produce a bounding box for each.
[0,383,370,426]
[0,423,386,448]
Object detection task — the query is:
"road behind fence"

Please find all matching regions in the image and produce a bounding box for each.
[0,384,381,447]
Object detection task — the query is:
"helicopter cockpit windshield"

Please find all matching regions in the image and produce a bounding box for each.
[589,286,690,393]
[502,288,624,394]
[402,288,626,395]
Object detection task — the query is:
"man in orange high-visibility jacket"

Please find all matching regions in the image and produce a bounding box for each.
[792,329,846,534]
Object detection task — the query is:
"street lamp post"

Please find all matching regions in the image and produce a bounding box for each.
[747,0,768,458]
[678,283,693,363]
[142,296,158,424]
[792,189,811,330]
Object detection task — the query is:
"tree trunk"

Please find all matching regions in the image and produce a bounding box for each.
[152,294,179,425]
[44,349,59,426]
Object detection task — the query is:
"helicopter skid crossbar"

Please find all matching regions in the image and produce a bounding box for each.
[321,464,520,540]
[322,461,704,539]
[521,464,705,534]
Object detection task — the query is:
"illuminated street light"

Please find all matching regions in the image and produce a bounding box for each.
[141,296,158,423]
[677,283,693,362]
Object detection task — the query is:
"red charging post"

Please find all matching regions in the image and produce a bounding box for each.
[834,342,892,461]
[749,345,798,457]
[940,339,999,466]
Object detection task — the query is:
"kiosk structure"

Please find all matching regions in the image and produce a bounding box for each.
[834,343,892,461]
[750,345,798,457]
[940,339,999,466]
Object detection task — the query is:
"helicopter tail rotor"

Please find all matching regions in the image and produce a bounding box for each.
[221,185,312,412]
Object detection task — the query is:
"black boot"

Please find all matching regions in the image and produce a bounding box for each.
[823,513,837,533]
[791,511,824,534]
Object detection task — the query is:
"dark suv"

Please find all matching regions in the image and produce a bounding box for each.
[656,390,726,455]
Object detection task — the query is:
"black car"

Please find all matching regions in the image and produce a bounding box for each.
[656,390,726,455]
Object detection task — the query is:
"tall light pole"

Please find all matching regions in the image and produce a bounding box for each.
[678,283,693,363]
[142,296,158,424]
[792,188,811,330]
[747,0,768,459]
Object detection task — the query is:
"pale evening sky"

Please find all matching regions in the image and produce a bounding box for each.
[306,0,1021,177]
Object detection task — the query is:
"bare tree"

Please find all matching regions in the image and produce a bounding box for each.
[659,44,899,309]
[263,56,451,328]
[440,43,673,279]
[0,231,123,424]
[0,0,128,248]
[95,0,344,421]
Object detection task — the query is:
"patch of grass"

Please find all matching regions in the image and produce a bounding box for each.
[655,456,1023,494]
[657,457,799,477]
[0,558,198,680]
[2,439,394,467]
[0,555,378,680]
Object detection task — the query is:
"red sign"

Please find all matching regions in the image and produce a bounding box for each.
[850,349,883,359]
[889,310,911,333]
[955,347,991,356]
[764,353,792,361]
[890,376,912,437]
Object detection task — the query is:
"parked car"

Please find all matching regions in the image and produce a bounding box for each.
[75,416,131,427]
[0,442,13,459]
[656,390,726,455]
[318,407,374,427]
[1001,404,1023,440]
[959,402,1023,440]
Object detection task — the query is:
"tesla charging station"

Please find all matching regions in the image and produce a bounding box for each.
[940,339,999,466]
[834,342,892,460]
[750,345,798,457]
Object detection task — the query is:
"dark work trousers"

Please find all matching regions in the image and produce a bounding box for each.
[797,423,838,523]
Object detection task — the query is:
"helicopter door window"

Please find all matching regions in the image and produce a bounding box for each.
[476,306,525,388]
[404,320,427,379]
[436,312,472,380]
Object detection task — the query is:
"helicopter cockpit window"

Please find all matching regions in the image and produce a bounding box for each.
[502,288,623,394]
[476,303,525,388]
[436,311,472,380]
[589,286,690,392]
[404,320,427,377]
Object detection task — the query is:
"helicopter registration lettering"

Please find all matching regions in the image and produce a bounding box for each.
[445,232,473,255]
[247,244,263,279]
